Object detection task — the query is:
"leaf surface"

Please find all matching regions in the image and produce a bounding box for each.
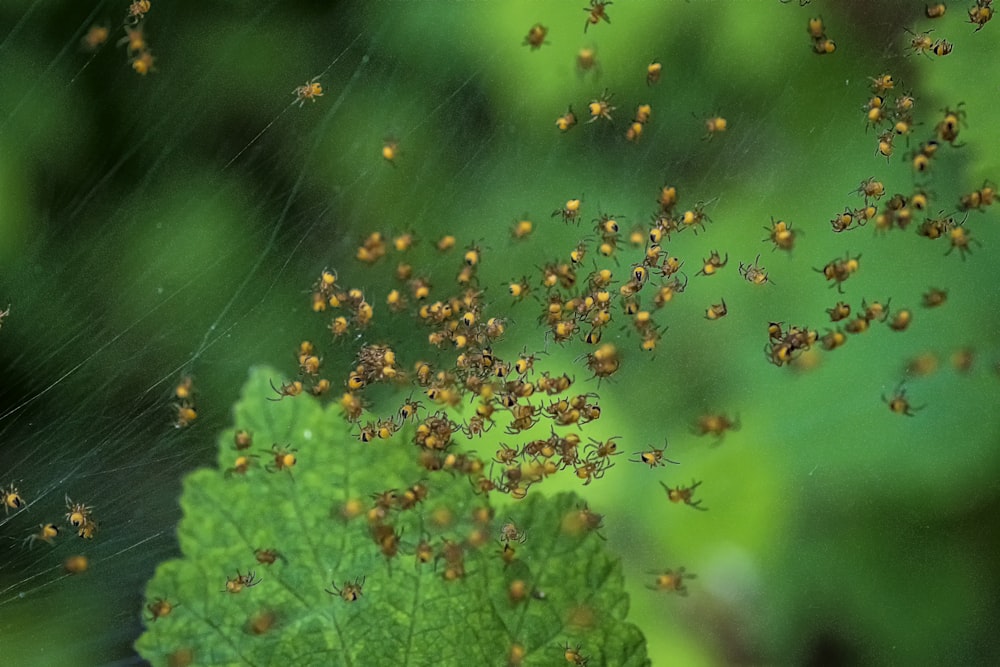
[136,366,648,666]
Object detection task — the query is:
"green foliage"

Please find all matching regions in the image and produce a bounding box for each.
[136,367,648,666]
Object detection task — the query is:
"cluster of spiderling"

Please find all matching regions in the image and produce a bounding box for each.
[548,32,727,144]
[863,72,975,182]
[852,75,996,262]
[908,0,994,52]
[172,375,198,428]
[1,482,95,572]
[904,345,982,379]
[545,189,732,352]
[764,294,908,366]
[77,1,154,73]
[762,58,997,384]
[806,15,837,54]
[341,485,541,592]
[120,2,155,75]
[831,172,988,261]
[521,0,612,55]
[222,429,298,477]
[135,8,1000,659]
[764,322,822,367]
[267,340,332,401]
[556,88,723,146]
[223,429,258,477]
[830,177,888,232]
[256,181,763,509]
[903,27,953,59]
[64,495,99,540]
[863,73,918,161]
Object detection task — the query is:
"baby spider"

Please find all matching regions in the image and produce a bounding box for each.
[696,250,728,276]
[630,441,679,468]
[63,554,89,574]
[564,642,590,666]
[173,402,197,428]
[265,444,297,473]
[254,548,286,566]
[234,429,253,450]
[3,483,24,514]
[398,397,424,422]
[587,89,615,123]
[968,2,994,31]
[660,480,707,511]
[815,253,861,293]
[693,413,740,440]
[225,453,259,478]
[646,60,662,86]
[647,567,696,595]
[293,79,323,106]
[268,378,303,401]
[763,218,798,252]
[499,519,527,546]
[574,456,612,486]
[555,106,577,132]
[76,518,98,540]
[585,436,623,459]
[65,495,93,529]
[882,382,924,416]
[382,138,400,165]
[127,1,151,23]
[705,299,728,321]
[326,576,366,602]
[223,569,261,593]
[130,50,156,76]
[905,29,935,57]
[945,223,981,260]
[118,24,147,55]
[583,0,612,33]
[702,114,727,140]
[552,198,582,224]
[931,39,953,56]
[146,597,178,622]
[523,23,549,50]
[922,287,948,308]
[855,177,885,202]
[563,503,606,539]
[739,254,774,285]
[81,24,110,52]
[174,375,195,402]
[24,523,60,548]
[926,3,946,18]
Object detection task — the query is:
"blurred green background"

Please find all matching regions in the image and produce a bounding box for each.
[1,0,999,665]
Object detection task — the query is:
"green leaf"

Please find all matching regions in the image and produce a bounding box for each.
[136,366,649,667]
